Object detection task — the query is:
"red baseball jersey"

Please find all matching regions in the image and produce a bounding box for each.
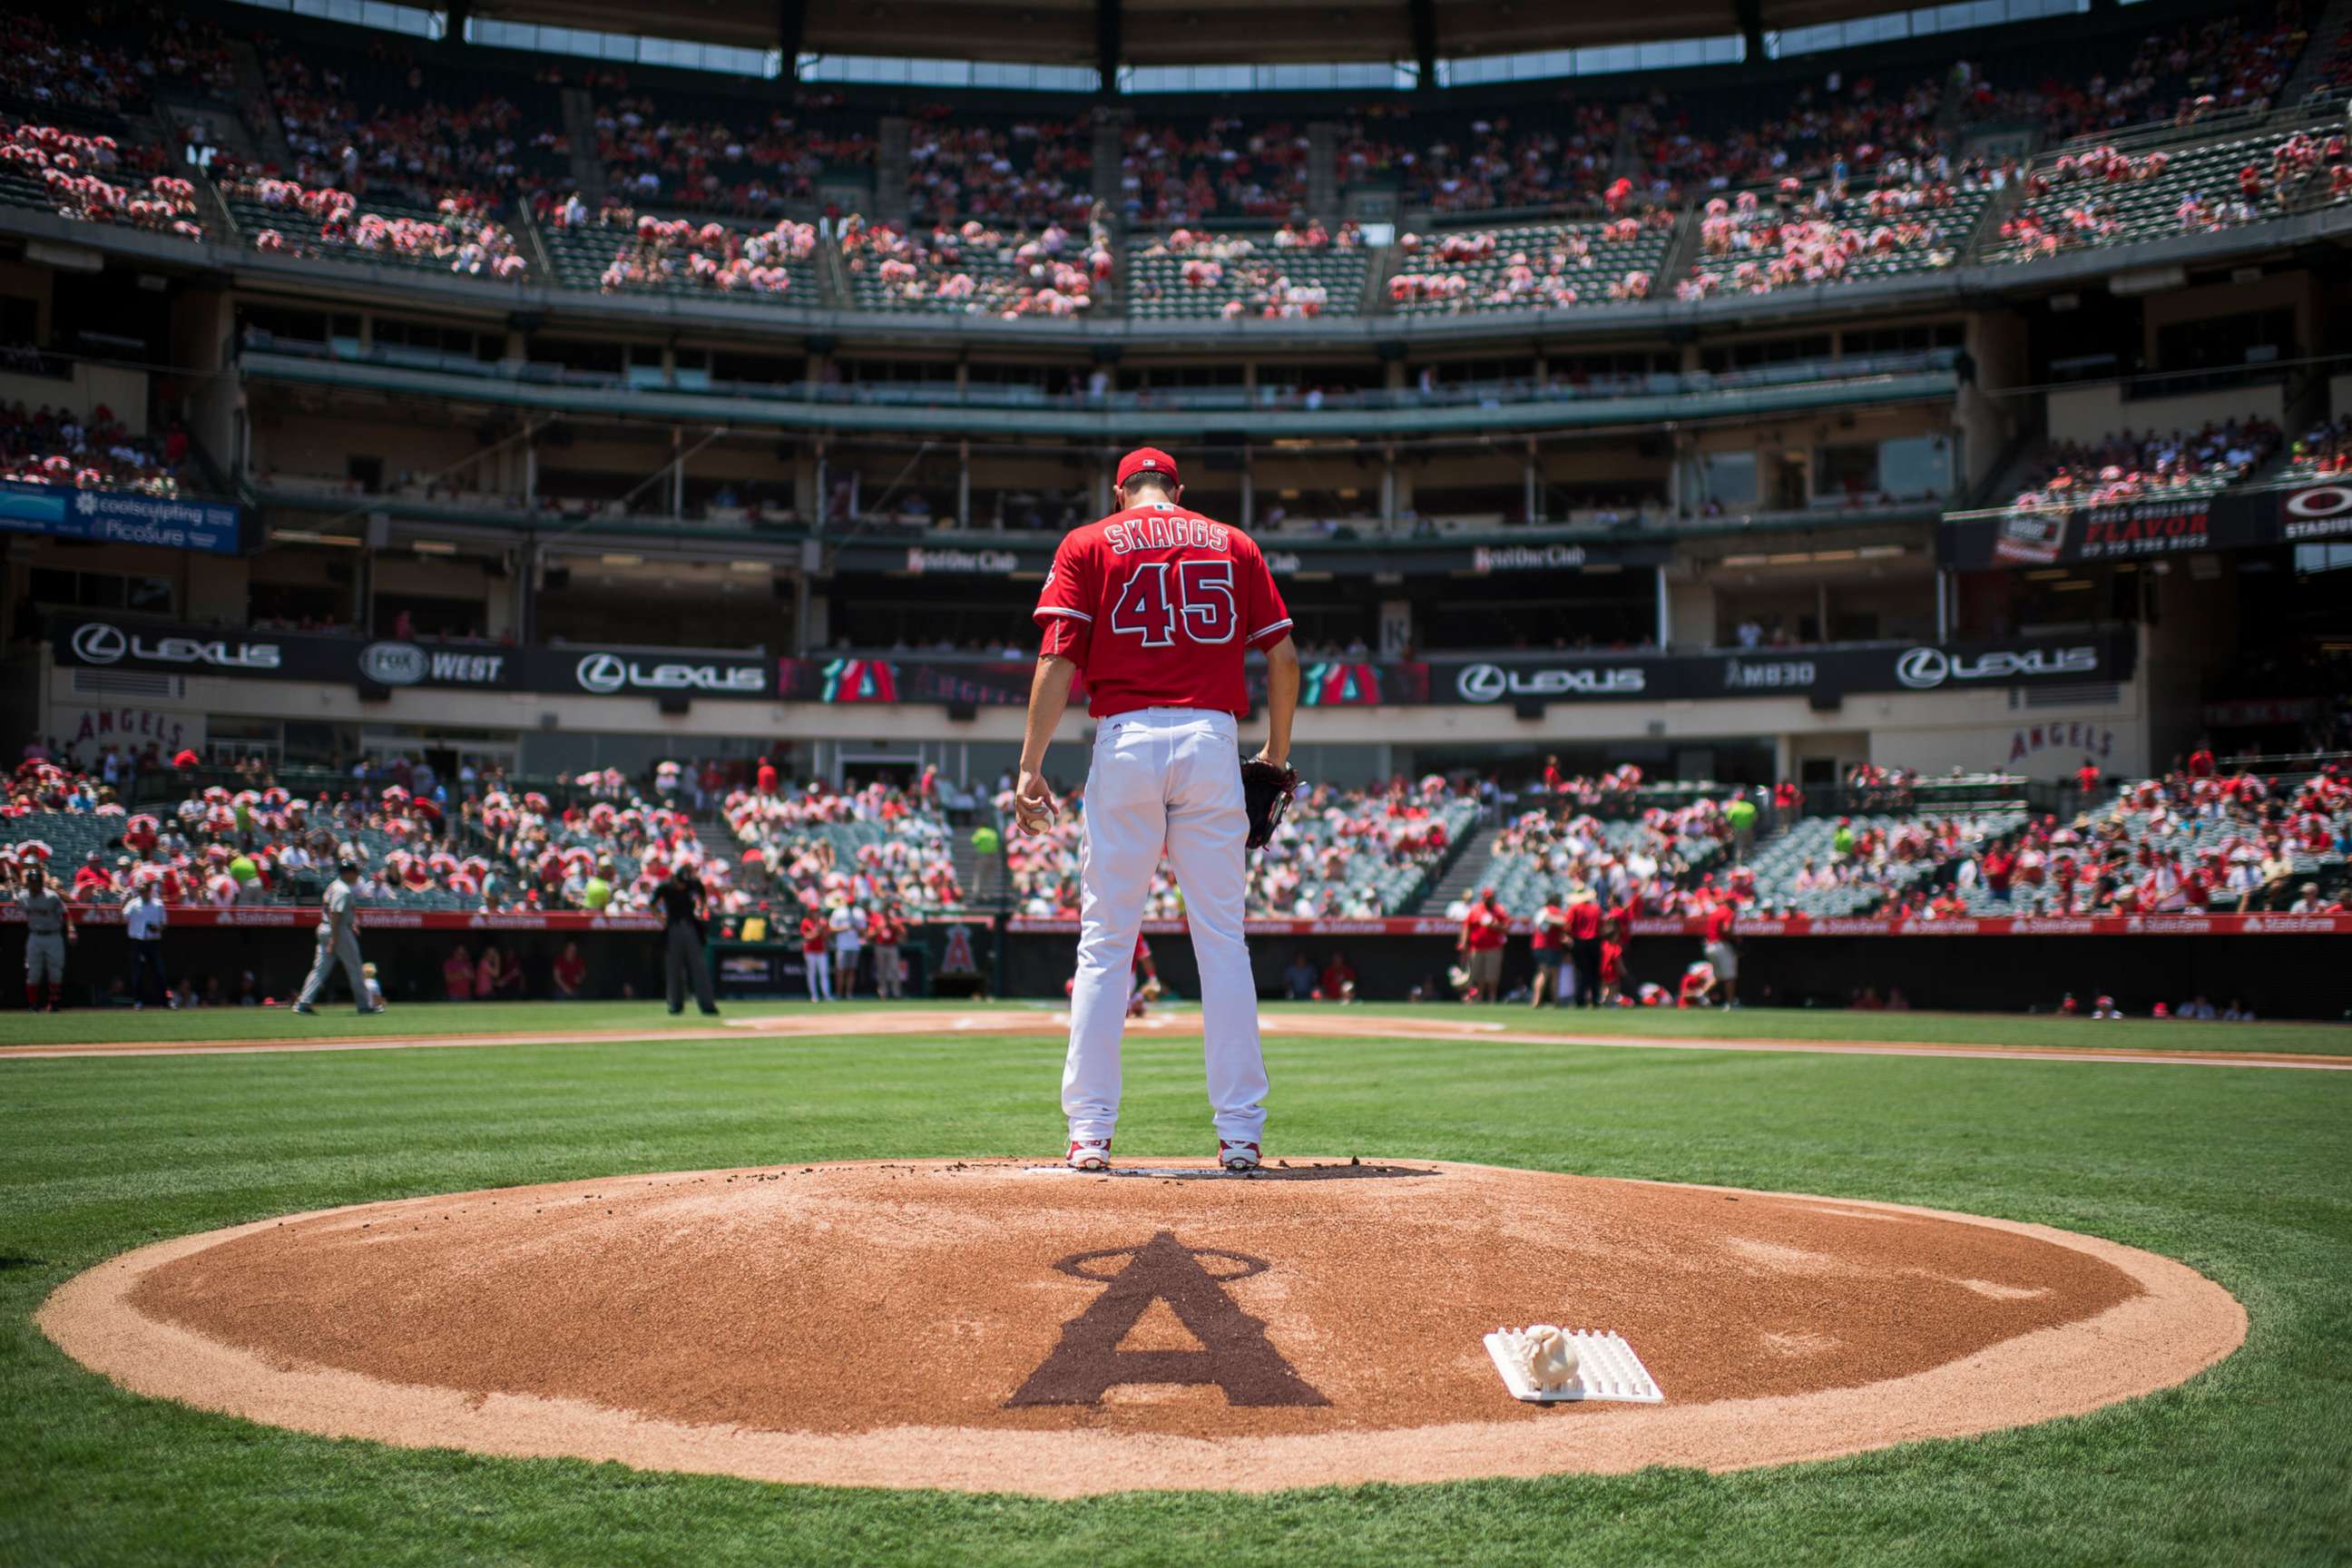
[1032,500,1291,719]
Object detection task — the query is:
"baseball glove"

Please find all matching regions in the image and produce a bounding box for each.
[1240,754,1299,849]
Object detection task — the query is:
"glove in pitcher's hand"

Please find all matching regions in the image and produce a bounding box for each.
[1240,751,1299,850]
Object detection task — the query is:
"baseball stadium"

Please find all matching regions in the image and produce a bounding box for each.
[4,0,2351,1561]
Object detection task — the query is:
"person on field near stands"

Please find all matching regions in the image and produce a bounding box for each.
[293,857,377,1014]
[1598,918,1626,1006]
[867,901,906,1000]
[1528,892,1566,1006]
[799,908,833,1002]
[1726,792,1759,861]
[19,866,72,1011]
[658,865,720,1017]
[1458,886,1508,1002]
[828,899,864,1000]
[1702,895,1740,1007]
[1319,950,1357,1003]
[1566,883,1604,1007]
[443,944,475,1002]
[553,940,587,999]
[123,878,168,1009]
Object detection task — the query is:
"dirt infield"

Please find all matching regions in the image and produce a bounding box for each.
[4,1005,2347,1069]
[40,1159,2243,1495]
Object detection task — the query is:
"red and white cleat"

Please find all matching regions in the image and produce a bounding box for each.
[1218,1140,1261,1172]
[1067,1139,1112,1171]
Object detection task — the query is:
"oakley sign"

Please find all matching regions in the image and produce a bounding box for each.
[68,622,281,671]
[1896,645,2099,691]
[1455,662,1646,702]
[573,652,767,697]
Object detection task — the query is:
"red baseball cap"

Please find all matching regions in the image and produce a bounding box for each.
[1116,446,1180,488]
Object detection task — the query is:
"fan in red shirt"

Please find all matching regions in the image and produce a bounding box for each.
[1528,896,1566,1006]
[1701,897,1740,1006]
[1564,890,1603,1009]
[799,910,833,1003]
[1458,887,1508,1002]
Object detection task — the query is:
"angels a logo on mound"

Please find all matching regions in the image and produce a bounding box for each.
[1007,1232,1328,1408]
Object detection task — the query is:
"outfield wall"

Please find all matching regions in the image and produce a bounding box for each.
[12,916,2344,1021]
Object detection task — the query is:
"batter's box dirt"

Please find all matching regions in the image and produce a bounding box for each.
[38,1159,2244,1496]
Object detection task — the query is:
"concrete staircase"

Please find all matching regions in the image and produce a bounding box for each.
[2281,0,2352,104]
[1416,824,1497,915]
[559,87,603,201]
[875,114,912,226]
[227,40,292,168]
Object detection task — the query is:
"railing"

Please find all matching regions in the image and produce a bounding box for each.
[240,330,1957,414]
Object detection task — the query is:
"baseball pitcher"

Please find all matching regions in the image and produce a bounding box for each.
[293,858,381,1014]
[20,866,72,1011]
[1014,446,1301,1172]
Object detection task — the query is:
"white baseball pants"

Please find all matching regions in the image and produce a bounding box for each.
[1063,707,1268,1146]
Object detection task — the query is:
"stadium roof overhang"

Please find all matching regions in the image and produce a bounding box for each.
[471,0,1919,68]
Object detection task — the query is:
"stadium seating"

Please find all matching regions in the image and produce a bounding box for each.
[592,89,872,216]
[1127,224,1369,320]
[906,109,1094,230]
[2006,418,2280,513]
[1388,219,1670,314]
[536,200,816,299]
[218,177,527,279]
[0,122,202,240]
[719,783,965,914]
[1119,115,1310,227]
[838,216,1110,318]
[1989,133,2311,261]
[1678,175,1993,299]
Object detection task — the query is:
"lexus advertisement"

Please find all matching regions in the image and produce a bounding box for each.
[52,620,2132,707]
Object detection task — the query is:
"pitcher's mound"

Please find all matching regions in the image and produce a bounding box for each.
[40,1159,2241,1495]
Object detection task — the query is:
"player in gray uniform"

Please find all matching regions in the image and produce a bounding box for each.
[293,858,382,1014]
[20,866,72,1012]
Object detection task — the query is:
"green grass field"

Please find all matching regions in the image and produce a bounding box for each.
[4,1001,2349,1566]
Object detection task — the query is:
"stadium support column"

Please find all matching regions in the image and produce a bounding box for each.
[671,426,686,521]
[1936,568,1951,642]
[1734,0,1765,67]
[1096,0,1122,94]
[1523,440,1540,524]
[1381,445,1396,532]
[776,0,808,83]
[957,439,972,529]
[1654,565,1670,652]
[1409,0,1438,90]
[1240,442,1255,530]
[446,0,470,43]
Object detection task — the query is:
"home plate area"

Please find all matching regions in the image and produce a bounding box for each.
[41,1159,2244,1496]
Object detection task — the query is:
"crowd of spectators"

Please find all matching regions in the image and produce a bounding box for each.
[2008,417,2281,513]
[255,38,558,208]
[906,109,1093,230]
[1119,117,1309,228]
[1385,107,1624,214]
[547,198,816,295]
[1940,759,2352,917]
[1637,73,1951,203]
[593,92,870,215]
[1389,220,1658,310]
[1134,222,1359,318]
[0,5,236,115]
[720,778,964,918]
[1675,171,1973,299]
[839,214,1112,318]
[0,397,189,495]
[1,122,201,240]
[232,176,529,278]
[1954,2,2311,142]
[2287,413,2352,476]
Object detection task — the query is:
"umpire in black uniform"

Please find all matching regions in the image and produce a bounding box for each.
[657,866,720,1016]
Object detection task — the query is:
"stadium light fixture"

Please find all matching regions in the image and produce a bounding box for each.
[601,554,645,567]
[412,540,458,555]
[271,529,363,547]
